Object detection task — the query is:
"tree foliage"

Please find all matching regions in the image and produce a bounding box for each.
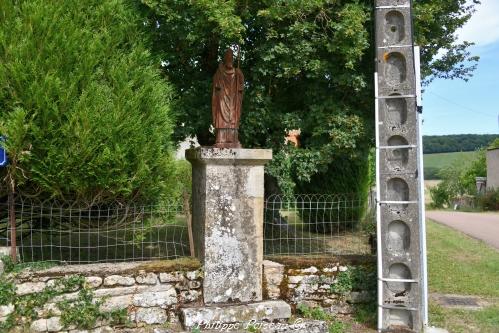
[142,0,479,196]
[489,138,499,150]
[429,149,486,208]
[414,0,480,85]
[423,134,499,154]
[0,0,176,204]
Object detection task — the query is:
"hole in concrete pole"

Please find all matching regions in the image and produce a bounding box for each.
[387,263,412,293]
[387,178,409,209]
[387,220,410,253]
[384,52,407,86]
[387,135,409,169]
[385,11,405,44]
[386,94,407,125]
[388,308,413,329]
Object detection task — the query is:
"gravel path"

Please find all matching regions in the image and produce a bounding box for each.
[426,210,499,249]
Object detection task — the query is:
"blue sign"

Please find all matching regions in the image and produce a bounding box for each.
[0,137,8,167]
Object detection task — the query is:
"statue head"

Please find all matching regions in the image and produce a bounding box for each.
[223,48,234,69]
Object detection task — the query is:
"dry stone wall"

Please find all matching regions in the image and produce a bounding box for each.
[0,257,374,332]
[1,259,202,332]
[263,257,376,315]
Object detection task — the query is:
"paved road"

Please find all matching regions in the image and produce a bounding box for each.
[426,210,499,249]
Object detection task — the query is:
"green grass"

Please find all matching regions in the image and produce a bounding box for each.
[424,151,477,179]
[427,219,499,333]
[429,303,499,333]
[427,220,499,297]
[424,151,478,170]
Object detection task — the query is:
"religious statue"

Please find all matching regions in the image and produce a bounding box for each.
[212,48,244,148]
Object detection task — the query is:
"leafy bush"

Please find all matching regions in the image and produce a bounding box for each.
[0,0,176,205]
[171,160,192,201]
[58,288,128,329]
[478,189,499,211]
[330,265,376,295]
[429,184,451,208]
[488,138,499,150]
[297,303,332,321]
[429,149,486,208]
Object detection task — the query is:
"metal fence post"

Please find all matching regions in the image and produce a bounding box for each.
[8,190,17,263]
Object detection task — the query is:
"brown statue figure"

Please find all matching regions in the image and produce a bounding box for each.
[212,48,244,148]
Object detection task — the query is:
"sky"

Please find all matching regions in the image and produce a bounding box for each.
[422,0,499,136]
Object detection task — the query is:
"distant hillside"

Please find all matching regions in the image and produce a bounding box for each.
[423,134,498,154]
[423,151,477,180]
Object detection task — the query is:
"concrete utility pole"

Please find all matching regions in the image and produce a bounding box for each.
[374,0,428,332]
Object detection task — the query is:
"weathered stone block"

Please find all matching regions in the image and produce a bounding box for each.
[16,282,46,296]
[0,304,14,317]
[186,147,272,304]
[263,260,284,300]
[103,275,135,287]
[299,266,319,274]
[136,272,158,285]
[31,318,48,332]
[132,287,177,308]
[180,289,202,303]
[99,295,133,312]
[46,316,64,332]
[84,277,103,289]
[159,272,184,283]
[96,284,158,298]
[134,307,168,324]
[181,300,291,328]
[263,260,284,283]
[323,267,338,273]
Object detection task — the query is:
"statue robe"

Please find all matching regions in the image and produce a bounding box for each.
[212,62,244,146]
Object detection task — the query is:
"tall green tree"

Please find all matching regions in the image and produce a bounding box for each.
[0,0,177,204]
[142,0,479,196]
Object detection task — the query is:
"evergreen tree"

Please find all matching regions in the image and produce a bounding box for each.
[0,0,176,204]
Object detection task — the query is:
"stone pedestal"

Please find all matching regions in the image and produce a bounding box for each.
[186,147,272,304]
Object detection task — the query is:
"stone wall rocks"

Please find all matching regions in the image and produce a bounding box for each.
[3,260,204,332]
[3,258,374,332]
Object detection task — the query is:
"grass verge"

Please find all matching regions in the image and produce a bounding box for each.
[427,219,499,333]
[427,219,499,297]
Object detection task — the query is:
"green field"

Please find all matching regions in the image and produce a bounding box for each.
[424,151,478,179]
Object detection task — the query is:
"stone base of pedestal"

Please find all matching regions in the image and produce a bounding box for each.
[186,148,272,304]
[180,300,291,328]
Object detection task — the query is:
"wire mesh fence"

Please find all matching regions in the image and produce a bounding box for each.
[264,193,375,256]
[0,198,191,264]
[0,193,375,264]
